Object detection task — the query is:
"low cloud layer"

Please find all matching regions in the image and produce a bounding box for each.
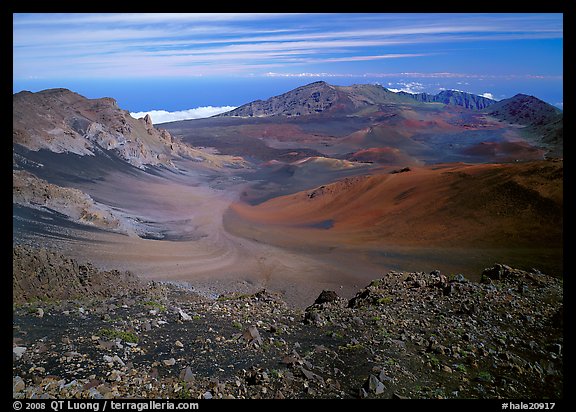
[386,81,425,94]
[131,106,237,124]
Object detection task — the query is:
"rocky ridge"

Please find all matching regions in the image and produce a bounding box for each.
[13,246,563,399]
[13,88,247,170]
[220,81,342,117]
[219,82,496,118]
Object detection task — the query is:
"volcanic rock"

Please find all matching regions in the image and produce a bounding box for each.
[313,290,339,305]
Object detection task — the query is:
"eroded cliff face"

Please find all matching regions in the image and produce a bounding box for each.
[12,88,226,170]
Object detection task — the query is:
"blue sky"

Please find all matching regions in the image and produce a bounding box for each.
[13,13,563,121]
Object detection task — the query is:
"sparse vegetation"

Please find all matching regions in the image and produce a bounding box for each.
[376,296,392,305]
[99,328,139,343]
[477,371,494,383]
[325,328,344,339]
[455,364,467,373]
[143,300,166,311]
[429,355,440,367]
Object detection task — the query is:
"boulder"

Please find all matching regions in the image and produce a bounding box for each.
[178,309,192,321]
[13,376,25,393]
[179,366,195,383]
[303,310,324,325]
[13,346,27,361]
[364,374,385,395]
[142,114,153,128]
[482,264,519,281]
[314,290,339,305]
[241,326,263,346]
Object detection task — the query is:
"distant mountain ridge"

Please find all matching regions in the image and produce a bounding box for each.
[483,93,563,153]
[398,89,496,110]
[219,81,340,117]
[484,93,562,126]
[219,81,496,118]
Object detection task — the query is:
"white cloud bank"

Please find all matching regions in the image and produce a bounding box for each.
[386,81,425,94]
[480,92,495,100]
[131,106,237,124]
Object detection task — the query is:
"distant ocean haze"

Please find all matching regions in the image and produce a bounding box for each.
[12,75,563,114]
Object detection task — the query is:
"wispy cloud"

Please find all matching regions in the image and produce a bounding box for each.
[265,72,358,78]
[13,13,302,26]
[266,71,562,81]
[13,13,562,79]
[130,106,237,124]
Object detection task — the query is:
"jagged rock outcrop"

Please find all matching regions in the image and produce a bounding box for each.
[143,113,153,130]
[12,88,219,170]
[13,88,250,172]
[12,245,148,303]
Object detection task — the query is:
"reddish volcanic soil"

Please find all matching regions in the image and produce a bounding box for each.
[348,147,422,165]
[224,160,562,276]
[399,117,458,131]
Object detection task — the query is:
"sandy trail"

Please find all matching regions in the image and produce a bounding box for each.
[39,165,379,307]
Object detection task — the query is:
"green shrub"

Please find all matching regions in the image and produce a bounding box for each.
[143,300,166,311]
[99,328,139,343]
[477,371,493,382]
